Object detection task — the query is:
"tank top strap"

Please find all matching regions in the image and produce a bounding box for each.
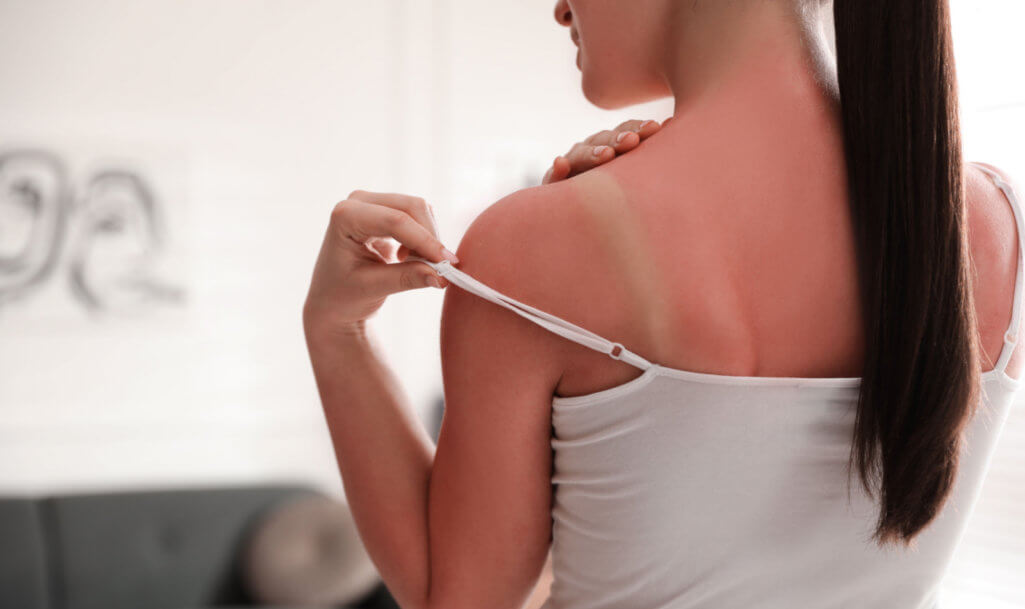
[407,256,655,372]
[972,161,1025,374]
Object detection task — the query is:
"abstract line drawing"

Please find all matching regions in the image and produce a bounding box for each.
[0,150,71,305]
[68,169,185,313]
[0,147,185,315]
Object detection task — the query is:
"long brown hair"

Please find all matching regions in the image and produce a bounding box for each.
[832,0,980,545]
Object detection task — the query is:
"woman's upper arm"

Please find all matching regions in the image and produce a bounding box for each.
[425,187,570,609]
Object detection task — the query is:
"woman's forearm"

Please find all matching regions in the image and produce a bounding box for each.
[305,317,435,609]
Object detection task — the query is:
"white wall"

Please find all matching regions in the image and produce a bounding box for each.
[0,0,416,494]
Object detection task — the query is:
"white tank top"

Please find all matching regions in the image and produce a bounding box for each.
[412,161,1024,609]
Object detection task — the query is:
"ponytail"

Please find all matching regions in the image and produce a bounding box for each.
[833,0,980,545]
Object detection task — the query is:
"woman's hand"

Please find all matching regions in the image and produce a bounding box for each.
[303,190,459,340]
[541,117,670,184]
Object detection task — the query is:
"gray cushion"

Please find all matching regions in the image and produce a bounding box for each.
[242,495,380,607]
[0,498,50,609]
[44,484,315,609]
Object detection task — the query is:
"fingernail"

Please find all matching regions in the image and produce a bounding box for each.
[442,247,460,263]
[592,145,609,156]
[427,275,442,288]
[640,120,656,129]
[615,132,629,144]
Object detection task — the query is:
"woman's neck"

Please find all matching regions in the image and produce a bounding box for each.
[660,0,839,124]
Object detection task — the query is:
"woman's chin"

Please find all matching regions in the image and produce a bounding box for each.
[580,75,615,109]
[580,78,635,110]
[580,72,671,110]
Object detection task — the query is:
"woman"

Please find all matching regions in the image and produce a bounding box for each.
[303,1,1024,608]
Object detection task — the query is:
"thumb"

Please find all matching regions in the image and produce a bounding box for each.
[361,260,449,297]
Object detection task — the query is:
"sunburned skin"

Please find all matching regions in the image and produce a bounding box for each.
[449,0,1022,401]
[538,52,865,397]
[518,65,1023,399]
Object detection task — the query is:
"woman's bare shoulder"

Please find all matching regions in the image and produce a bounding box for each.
[448,178,598,313]
[966,161,1024,379]
[452,178,591,286]
[448,172,645,345]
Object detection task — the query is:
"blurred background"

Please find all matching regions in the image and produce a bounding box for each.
[0,1,1022,608]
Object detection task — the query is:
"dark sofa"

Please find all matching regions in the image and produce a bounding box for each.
[0,484,398,609]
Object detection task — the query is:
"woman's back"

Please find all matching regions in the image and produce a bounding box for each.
[440,142,1025,606]
[421,143,1024,607]
[421,119,1024,606]
[420,68,1025,605]
[548,98,1023,400]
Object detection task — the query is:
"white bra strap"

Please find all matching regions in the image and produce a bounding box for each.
[972,162,1025,373]
[408,255,655,372]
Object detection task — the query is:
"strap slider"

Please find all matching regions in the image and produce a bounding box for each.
[1006,330,1018,345]
[432,259,453,275]
[608,342,626,360]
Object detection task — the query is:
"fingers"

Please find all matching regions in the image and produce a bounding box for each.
[582,129,617,146]
[562,140,615,177]
[365,237,398,262]
[542,156,571,185]
[581,128,639,155]
[348,190,444,262]
[332,193,459,266]
[606,118,663,152]
[359,259,450,296]
[640,119,662,138]
[544,118,666,183]
[612,119,647,133]
[344,190,440,238]
[600,119,661,151]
